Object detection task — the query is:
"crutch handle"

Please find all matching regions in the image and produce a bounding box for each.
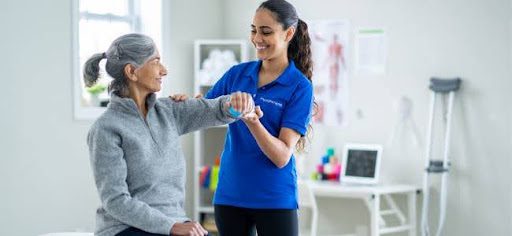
[426,160,450,173]
[429,78,461,93]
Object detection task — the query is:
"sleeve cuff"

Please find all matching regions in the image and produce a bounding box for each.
[218,95,237,122]
[157,219,176,235]
[281,122,307,136]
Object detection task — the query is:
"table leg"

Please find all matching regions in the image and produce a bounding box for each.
[408,191,417,236]
[371,194,380,236]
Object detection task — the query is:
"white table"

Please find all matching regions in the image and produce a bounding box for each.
[307,181,419,236]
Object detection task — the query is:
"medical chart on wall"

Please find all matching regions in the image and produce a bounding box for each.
[355,28,387,75]
[309,20,350,127]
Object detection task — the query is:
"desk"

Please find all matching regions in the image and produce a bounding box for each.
[307,181,418,236]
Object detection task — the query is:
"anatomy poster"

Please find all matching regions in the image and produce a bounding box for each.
[309,20,350,126]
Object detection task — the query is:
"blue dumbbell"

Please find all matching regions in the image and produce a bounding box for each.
[228,106,242,118]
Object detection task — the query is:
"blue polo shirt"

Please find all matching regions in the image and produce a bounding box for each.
[205,60,313,209]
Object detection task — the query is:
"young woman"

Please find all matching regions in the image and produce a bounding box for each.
[84,33,256,236]
[205,0,315,235]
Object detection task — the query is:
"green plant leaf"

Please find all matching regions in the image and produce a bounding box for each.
[86,83,107,95]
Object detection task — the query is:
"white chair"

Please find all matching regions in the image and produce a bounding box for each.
[298,180,318,236]
[38,233,93,236]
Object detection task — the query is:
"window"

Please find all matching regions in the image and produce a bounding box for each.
[72,0,162,120]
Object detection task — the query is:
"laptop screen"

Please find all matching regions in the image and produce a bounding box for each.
[345,150,378,178]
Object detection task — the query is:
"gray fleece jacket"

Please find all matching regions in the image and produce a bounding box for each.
[87,93,233,236]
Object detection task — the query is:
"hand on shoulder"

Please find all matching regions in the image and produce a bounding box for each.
[169,93,203,102]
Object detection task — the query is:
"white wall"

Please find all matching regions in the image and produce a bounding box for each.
[222,0,511,235]
[0,0,224,235]
[1,0,97,235]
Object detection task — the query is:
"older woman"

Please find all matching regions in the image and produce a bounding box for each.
[84,33,256,236]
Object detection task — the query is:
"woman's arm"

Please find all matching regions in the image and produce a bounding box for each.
[244,117,301,168]
[169,92,255,135]
[166,64,235,130]
[169,95,232,135]
[242,81,313,168]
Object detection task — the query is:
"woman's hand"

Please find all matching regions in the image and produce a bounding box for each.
[169,94,189,102]
[170,221,208,236]
[241,106,264,124]
[169,93,203,102]
[226,91,255,118]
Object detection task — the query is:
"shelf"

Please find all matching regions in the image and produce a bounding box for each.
[193,39,247,222]
[379,225,412,234]
[210,124,228,129]
[203,222,218,233]
[201,212,218,234]
[198,206,214,213]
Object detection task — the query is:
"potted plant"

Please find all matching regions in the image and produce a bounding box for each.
[86,83,107,106]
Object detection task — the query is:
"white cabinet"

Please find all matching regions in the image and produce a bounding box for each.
[192,40,248,233]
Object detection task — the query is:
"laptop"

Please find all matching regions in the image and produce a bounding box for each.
[340,143,383,185]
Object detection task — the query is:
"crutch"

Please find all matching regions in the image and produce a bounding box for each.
[421,78,461,236]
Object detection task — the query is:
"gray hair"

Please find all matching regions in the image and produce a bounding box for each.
[83,33,157,96]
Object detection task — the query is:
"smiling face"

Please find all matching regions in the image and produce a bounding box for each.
[131,51,167,94]
[251,8,294,61]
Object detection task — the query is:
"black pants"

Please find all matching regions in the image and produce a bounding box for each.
[116,226,211,236]
[214,204,298,236]
[116,227,167,236]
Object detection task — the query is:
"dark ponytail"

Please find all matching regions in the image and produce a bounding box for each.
[288,19,313,81]
[288,20,316,152]
[258,0,317,152]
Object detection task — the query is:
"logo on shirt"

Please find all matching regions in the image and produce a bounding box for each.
[259,97,283,108]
